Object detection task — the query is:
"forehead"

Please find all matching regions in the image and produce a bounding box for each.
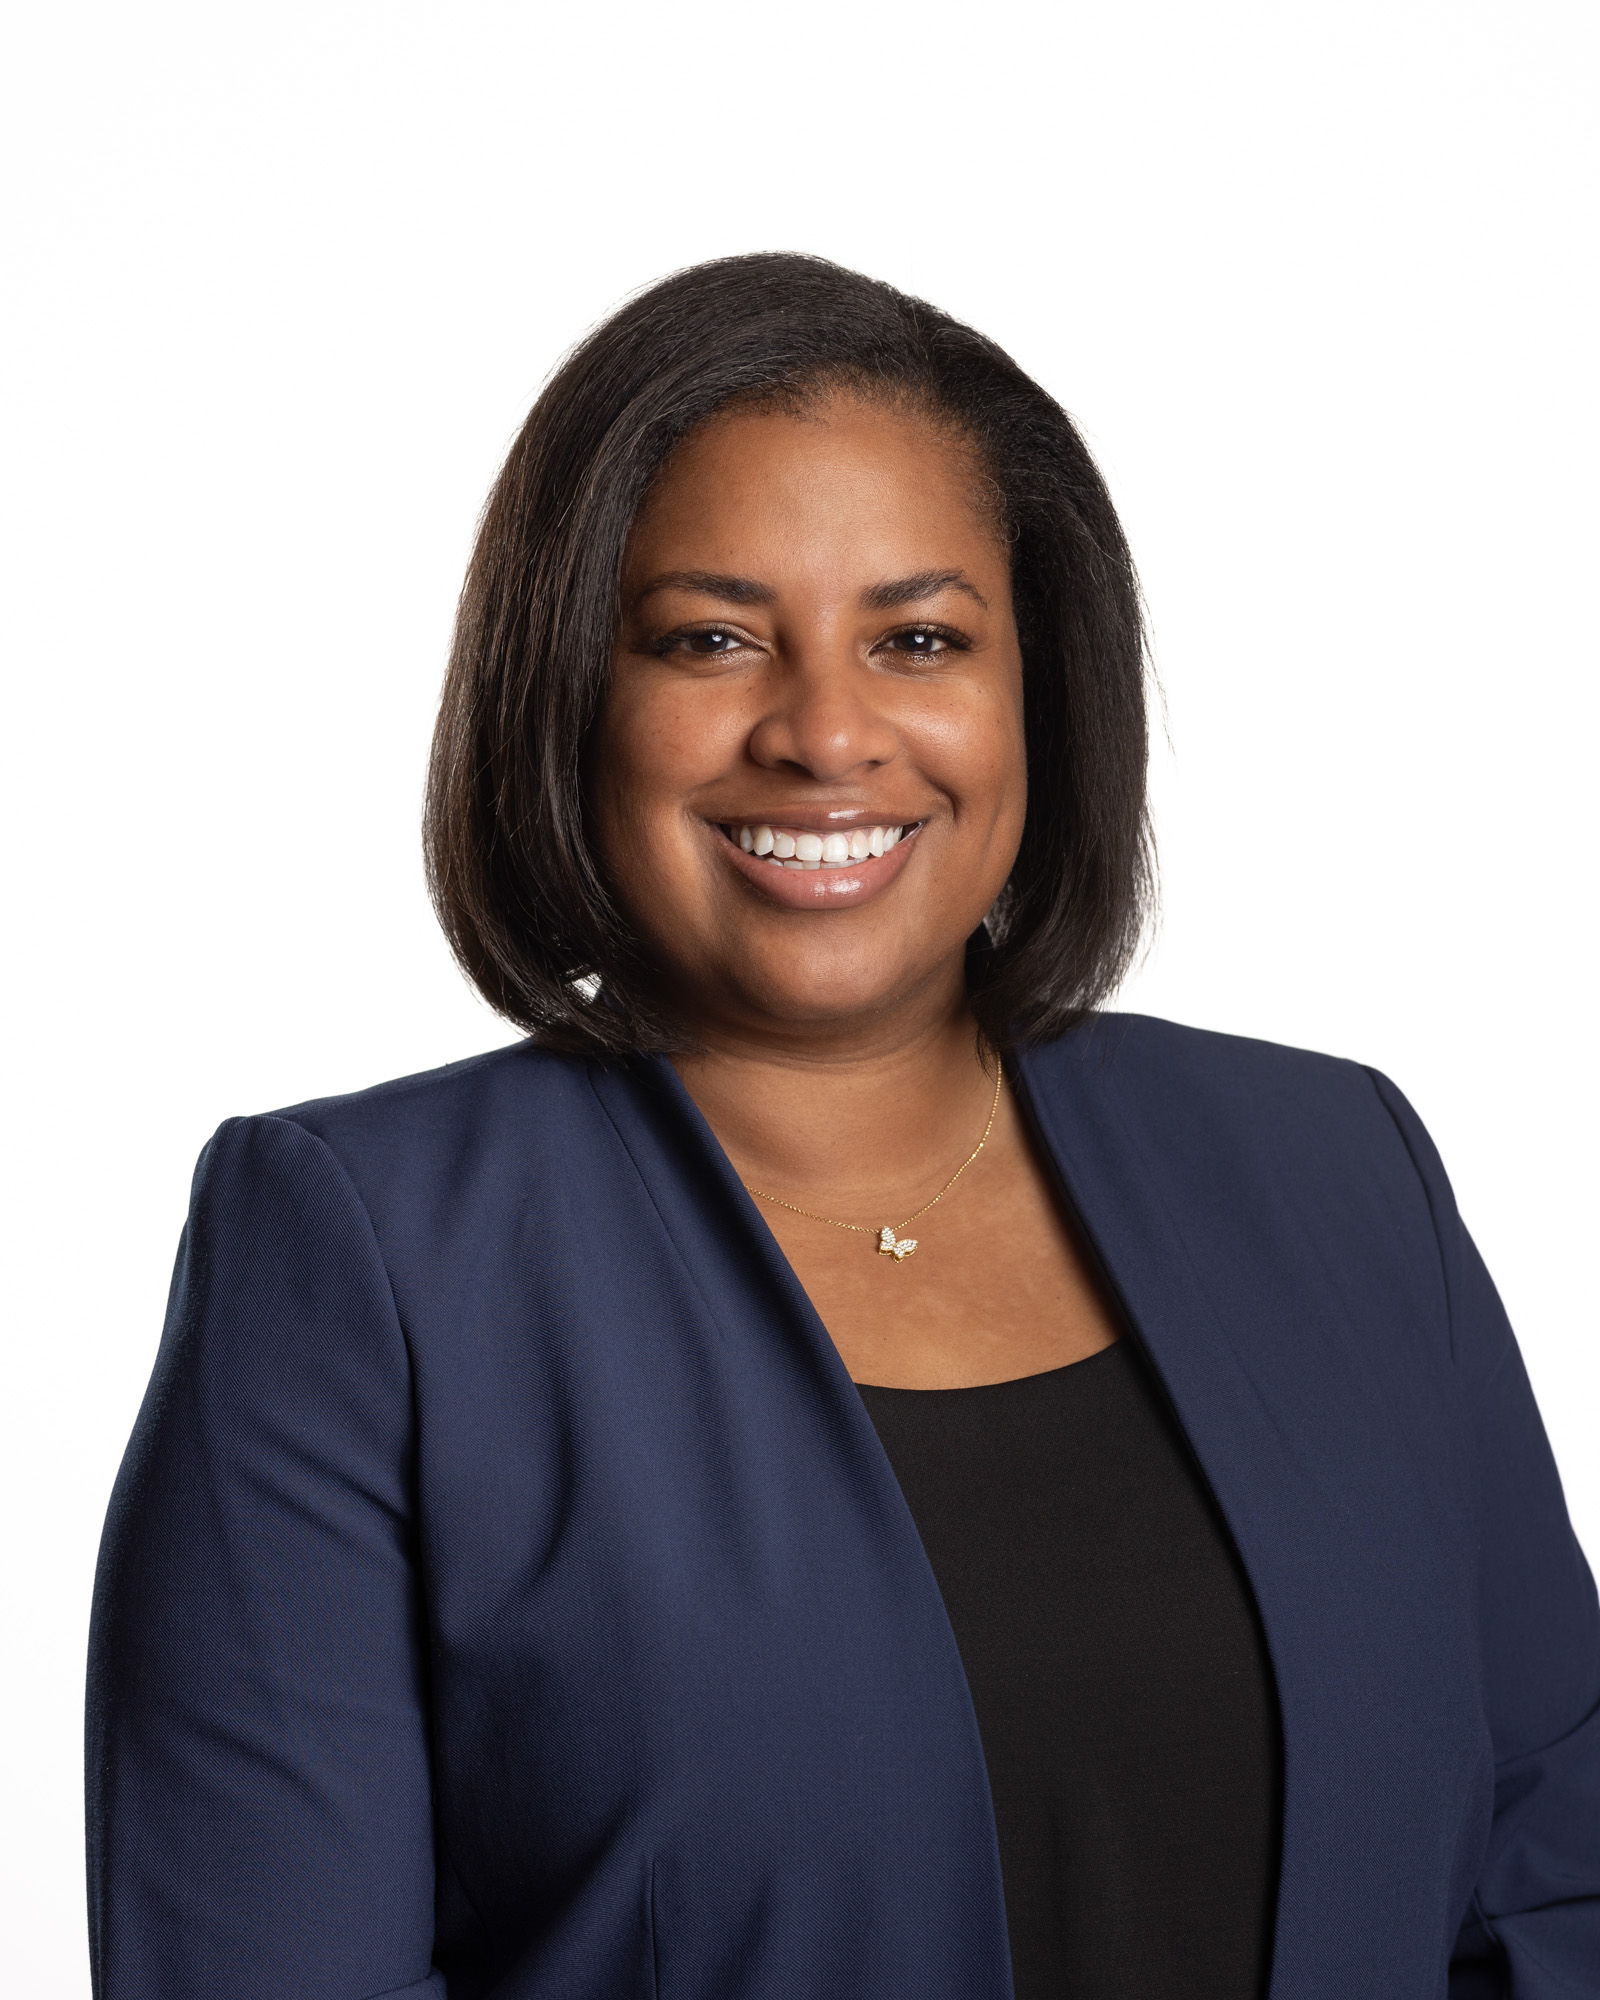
[625,393,1006,579]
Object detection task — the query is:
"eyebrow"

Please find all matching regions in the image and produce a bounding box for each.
[632,570,777,607]
[859,568,988,612]
[633,566,988,612]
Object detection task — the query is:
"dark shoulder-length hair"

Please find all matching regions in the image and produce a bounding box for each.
[425,252,1152,1056]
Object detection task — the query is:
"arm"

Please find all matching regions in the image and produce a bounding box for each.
[1370,1073,1600,1997]
[86,1115,444,2000]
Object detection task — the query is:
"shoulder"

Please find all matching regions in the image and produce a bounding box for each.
[1022,1010,1438,1224]
[265,1038,588,1144]
[255,1039,606,1177]
[193,1040,617,1240]
[1024,1013,1484,1372]
[1027,1009,1401,1127]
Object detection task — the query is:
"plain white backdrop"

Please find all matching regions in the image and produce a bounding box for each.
[3,2,1596,1990]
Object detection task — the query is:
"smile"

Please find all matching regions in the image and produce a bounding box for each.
[723,822,916,870]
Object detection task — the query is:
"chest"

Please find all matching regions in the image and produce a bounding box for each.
[756,1097,1123,1386]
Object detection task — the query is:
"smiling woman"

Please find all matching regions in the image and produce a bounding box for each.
[87,255,1599,2000]
[424,257,1149,1061]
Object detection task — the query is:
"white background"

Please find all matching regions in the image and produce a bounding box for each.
[3,2,1596,1989]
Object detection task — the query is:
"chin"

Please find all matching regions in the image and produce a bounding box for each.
[724,947,959,1035]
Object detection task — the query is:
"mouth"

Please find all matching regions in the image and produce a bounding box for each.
[721,820,920,869]
[711,816,925,908]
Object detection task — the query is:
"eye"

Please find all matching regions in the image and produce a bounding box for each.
[876,624,971,659]
[652,624,754,659]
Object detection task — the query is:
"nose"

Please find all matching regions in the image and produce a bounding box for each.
[745,646,900,783]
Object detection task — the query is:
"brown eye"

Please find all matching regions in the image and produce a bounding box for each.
[879,625,968,658]
[653,625,748,658]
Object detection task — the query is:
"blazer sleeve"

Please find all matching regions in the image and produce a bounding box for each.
[1369,1073,1600,1997]
[86,1115,445,2000]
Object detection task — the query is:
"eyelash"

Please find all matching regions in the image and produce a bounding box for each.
[650,622,973,659]
[881,624,972,658]
[650,625,749,658]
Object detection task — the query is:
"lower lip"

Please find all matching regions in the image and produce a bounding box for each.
[716,826,921,908]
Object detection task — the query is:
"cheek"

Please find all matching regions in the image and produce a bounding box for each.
[912,671,1027,828]
[595,682,691,832]
[602,674,745,798]
[591,675,747,895]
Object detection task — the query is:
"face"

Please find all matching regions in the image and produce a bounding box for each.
[591,392,1027,1044]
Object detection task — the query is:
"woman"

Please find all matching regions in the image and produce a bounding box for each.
[87,255,1598,2000]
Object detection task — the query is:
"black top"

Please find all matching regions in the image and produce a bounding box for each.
[858,1340,1281,2000]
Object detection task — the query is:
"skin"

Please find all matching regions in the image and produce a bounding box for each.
[593,392,1120,1387]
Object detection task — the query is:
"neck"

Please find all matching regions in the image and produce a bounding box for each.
[670,972,999,1217]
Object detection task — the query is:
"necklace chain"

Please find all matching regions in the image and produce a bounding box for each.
[742,1056,1004,1261]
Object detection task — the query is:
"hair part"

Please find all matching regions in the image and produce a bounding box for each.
[425,252,1154,1057]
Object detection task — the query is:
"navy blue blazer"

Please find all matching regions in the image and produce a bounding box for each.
[87,1015,1600,1999]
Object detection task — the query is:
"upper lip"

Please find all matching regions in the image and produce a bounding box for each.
[709,809,923,835]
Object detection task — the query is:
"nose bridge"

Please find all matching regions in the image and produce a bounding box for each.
[751,619,896,779]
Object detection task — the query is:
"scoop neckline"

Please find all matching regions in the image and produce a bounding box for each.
[853,1336,1126,1398]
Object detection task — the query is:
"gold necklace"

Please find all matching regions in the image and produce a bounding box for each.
[743,1056,1004,1263]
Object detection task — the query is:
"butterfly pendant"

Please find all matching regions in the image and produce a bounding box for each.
[877,1226,918,1262]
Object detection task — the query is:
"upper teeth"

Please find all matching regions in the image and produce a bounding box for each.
[734,823,906,868]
